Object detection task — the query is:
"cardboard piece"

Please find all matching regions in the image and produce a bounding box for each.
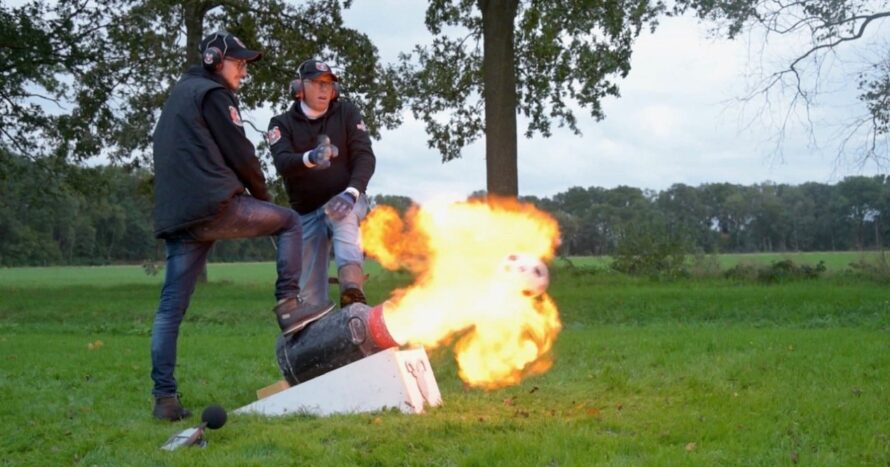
[256,380,290,400]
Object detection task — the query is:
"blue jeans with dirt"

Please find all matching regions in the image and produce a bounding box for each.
[150,195,302,398]
[298,194,369,306]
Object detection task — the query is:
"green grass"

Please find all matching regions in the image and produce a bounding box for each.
[1,259,888,465]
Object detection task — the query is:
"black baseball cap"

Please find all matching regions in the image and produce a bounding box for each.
[299,59,338,81]
[200,32,263,62]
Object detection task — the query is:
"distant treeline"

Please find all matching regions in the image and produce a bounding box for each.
[516,177,889,256]
[1,153,887,266]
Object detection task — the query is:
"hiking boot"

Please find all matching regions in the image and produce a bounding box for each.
[153,394,192,422]
[275,297,335,336]
[338,263,367,308]
[340,287,367,308]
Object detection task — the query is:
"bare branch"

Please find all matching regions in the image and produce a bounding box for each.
[787,11,890,73]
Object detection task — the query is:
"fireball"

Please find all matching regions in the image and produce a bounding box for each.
[360,196,562,389]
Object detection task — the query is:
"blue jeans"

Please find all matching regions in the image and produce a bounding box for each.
[299,194,369,306]
[150,195,302,397]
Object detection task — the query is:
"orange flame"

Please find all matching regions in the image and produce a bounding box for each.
[361,196,562,389]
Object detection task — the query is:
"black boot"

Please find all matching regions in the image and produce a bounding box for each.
[275,297,335,336]
[153,394,192,422]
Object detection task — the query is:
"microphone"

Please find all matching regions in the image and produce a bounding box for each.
[160,405,228,451]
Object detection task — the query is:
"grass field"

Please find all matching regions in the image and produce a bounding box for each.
[1,255,888,465]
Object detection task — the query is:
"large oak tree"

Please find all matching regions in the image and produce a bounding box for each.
[396,0,663,197]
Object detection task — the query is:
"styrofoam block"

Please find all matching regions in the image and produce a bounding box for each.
[234,347,442,417]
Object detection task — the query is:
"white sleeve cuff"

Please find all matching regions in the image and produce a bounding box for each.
[303,151,315,168]
[345,187,360,199]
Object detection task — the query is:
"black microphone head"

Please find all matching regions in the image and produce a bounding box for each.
[201,405,227,430]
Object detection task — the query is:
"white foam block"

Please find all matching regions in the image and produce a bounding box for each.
[234,347,443,417]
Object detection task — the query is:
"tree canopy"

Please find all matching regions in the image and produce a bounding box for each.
[1,0,402,166]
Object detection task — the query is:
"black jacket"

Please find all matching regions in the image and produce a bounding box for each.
[152,66,270,238]
[268,99,375,214]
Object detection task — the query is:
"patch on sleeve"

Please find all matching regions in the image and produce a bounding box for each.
[356,120,367,132]
[228,105,243,127]
[266,126,282,145]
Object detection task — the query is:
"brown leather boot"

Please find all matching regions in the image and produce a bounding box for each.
[274,297,335,336]
[153,394,192,422]
[338,263,367,307]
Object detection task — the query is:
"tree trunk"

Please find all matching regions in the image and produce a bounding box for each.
[183,1,214,71]
[479,0,519,197]
[181,0,215,282]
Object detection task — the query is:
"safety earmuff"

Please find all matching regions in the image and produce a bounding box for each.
[201,31,231,72]
[289,59,340,101]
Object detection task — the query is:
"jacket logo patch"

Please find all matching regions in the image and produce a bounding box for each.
[228,106,243,126]
[267,126,282,145]
[356,120,367,132]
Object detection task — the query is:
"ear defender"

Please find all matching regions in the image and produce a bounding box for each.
[202,46,224,71]
[201,31,232,72]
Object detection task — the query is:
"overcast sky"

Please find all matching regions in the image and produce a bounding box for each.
[284,1,886,204]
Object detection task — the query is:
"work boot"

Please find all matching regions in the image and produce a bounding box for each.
[340,287,367,308]
[275,297,335,336]
[338,263,367,308]
[153,394,192,422]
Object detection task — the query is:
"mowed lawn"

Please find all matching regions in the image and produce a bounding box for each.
[0,255,888,465]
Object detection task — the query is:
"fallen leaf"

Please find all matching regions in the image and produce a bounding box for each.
[529,386,539,394]
[503,398,515,406]
[685,442,697,452]
[371,417,382,425]
[616,403,624,411]
[586,407,601,417]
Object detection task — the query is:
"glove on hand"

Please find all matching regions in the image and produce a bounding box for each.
[324,191,357,220]
[307,134,339,170]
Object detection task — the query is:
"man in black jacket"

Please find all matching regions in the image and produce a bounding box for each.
[267,59,375,310]
[150,33,333,422]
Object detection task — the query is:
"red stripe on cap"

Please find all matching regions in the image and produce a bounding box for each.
[368,304,398,349]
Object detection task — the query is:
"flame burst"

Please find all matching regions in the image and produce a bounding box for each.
[361,196,562,389]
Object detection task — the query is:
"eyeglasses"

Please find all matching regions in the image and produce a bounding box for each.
[225,58,248,71]
[306,79,334,90]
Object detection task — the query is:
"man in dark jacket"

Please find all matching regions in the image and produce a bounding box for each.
[267,59,375,310]
[150,33,333,422]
